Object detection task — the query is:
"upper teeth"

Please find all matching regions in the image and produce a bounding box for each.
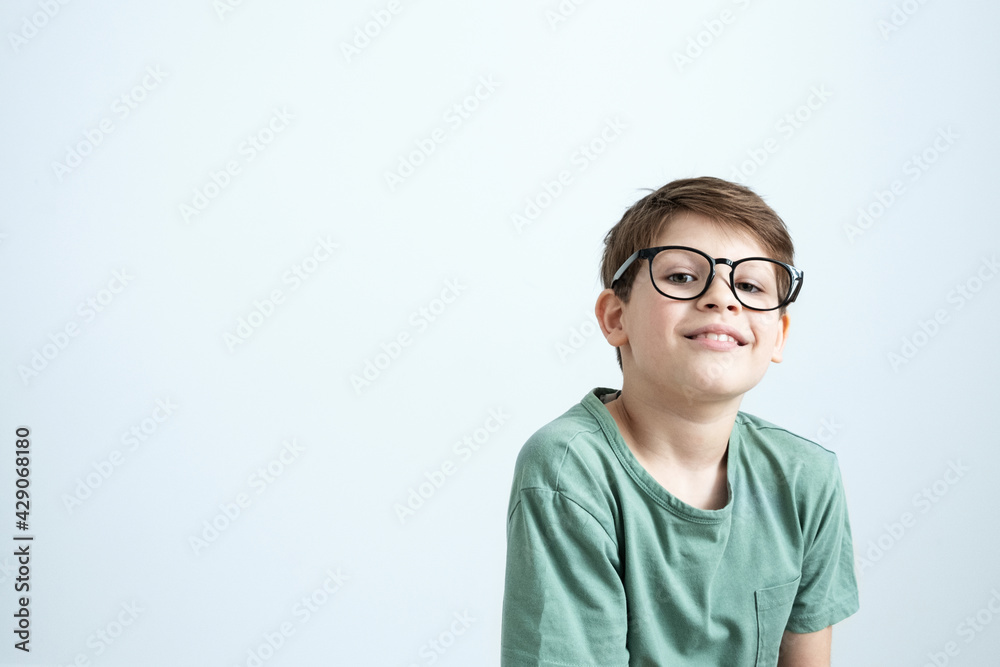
[696,333,737,343]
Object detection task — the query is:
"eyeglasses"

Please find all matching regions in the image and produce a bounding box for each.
[611,246,804,311]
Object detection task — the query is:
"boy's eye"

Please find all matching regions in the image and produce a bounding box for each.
[735,281,764,294]
[665,272,698,284]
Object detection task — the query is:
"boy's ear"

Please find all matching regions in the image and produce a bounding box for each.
[770,312,791,363]
[596,289,629,348]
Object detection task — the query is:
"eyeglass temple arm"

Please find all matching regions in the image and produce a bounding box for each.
[787,269,804,304]
[611,250,642,285]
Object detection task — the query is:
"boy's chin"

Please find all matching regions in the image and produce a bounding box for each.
[675,385,748,406]
[665,374,759,405]
[629,363,765,403]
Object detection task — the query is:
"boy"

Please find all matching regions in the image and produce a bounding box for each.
[501,177,859,666]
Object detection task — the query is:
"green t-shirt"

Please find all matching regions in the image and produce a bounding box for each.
[501,388,859,666]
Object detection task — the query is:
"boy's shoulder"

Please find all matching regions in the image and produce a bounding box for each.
[734,411,844,496]
[507,389,623,537]
[511,389,612,492]
[735,411,838,461]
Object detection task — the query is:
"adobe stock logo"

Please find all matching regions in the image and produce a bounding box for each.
[921,588,1000,667]
[672,0,754,72]
[214,0,249,21]
[233,568,348,667]
[188,439,305,556]
[877,0,932,40]
[351,279,466,394]
[340,0,408,63]
[7,0,72,53]
[394,409,509,524]
[51,66,168,181]
[544,0,589,31]
[405,611,476,667]
[56,601,144,666]
[510,117,627,233]
[844,126,958,244]
[855,459,969,577]
[729,85,832,183]
[555,313,601,363]
[383,77,500,192]
[62,399,178,514]
[17,269,134,386]
[179,108,294,224]
[887,254,996,371]
[224,236,338,352]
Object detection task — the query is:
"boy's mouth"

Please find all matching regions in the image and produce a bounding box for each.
[684,326,749,346]
[690,332,740,344]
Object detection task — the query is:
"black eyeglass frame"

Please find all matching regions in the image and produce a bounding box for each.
[611,245,804,312]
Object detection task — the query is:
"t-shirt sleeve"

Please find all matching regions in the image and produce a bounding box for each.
[785,454,860,633]
[501,488,630,667]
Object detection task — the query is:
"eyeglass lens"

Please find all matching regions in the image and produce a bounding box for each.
[649,249,792,310]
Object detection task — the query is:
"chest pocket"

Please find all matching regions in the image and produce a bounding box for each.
[754,576,800,666]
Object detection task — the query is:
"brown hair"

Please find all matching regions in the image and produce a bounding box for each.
[600,176,796,367]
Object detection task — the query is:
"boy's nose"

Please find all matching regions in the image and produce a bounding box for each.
[699,266,741,310]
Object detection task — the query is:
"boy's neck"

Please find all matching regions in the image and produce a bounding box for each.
[605,382,740,474]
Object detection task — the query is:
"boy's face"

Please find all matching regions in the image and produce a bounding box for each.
[605,212,791,404]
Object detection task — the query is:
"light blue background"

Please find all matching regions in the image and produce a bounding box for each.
[2,1,998,665]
